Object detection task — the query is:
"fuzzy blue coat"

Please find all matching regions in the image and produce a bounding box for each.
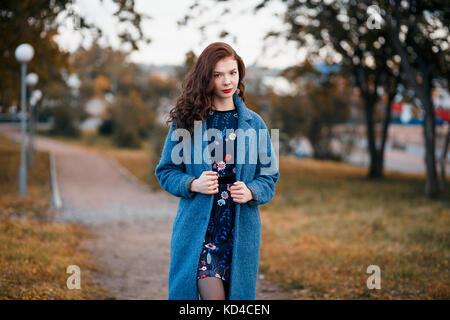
[155,93,279,300]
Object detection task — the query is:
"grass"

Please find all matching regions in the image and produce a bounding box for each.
[0,134,112,299]
[259,156,450,299]
[37,129,450,299]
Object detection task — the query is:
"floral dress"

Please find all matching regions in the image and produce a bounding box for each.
[196,108,239,283]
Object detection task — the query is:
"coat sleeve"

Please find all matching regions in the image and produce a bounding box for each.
[245,117,280,207]
[155,121,196,199]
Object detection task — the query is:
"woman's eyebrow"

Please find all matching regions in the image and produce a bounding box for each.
[213,68,237,73]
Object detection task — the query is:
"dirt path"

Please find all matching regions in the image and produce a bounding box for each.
[0,124,288,300]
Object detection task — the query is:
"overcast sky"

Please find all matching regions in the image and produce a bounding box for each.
[54,0,308,69]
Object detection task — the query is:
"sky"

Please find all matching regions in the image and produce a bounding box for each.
[54,0,308,69]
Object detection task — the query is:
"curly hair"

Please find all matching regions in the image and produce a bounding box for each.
[167,42,246,135]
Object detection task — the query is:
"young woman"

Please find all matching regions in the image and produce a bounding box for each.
[155,42,279,300]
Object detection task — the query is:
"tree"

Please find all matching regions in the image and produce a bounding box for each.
[71,44,130,106]
[71,44,159,147]
[45,78,87,137]
[0,0,151,110]
[272,59,351,158]
[256,0,449,197]
[110,90,155,148]
[256,0,406,178]
[144,73,178,107]
[380,0,449,198]
[175,50,198,84]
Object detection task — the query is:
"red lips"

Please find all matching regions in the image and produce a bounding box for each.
[222,88,232,93]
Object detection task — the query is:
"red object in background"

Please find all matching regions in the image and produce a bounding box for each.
[390,101,450,122]
[435,108,450,122]
[391,102,403,114]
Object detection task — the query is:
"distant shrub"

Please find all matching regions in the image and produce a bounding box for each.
[98,119,114,136]
[110,90,154,148]
[49,106,81,138]
[112,127,141,149]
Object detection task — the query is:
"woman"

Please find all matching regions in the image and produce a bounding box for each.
[155,42,279,300]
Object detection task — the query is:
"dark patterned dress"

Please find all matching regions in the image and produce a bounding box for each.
[196,108,239,283]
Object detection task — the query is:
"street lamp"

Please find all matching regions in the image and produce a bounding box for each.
[26,73,38,168]
[26,73,38,86]
[15,43,34,197]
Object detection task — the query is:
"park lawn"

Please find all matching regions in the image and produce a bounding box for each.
[259,156,450,299]
[0,134,112,299]
[36,130,450,299]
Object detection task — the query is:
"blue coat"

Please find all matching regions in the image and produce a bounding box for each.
[155,93,279,300]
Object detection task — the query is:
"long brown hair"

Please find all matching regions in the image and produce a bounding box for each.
[168,42,246,134]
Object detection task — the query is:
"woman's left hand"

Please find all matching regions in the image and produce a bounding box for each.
[229,181,253,204]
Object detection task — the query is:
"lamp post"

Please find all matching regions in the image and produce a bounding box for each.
[31,89,42,141]
[15,43,34,197]
[67,74,81,108]
[26,73,38,168]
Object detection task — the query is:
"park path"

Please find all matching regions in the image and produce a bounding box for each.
[0,124,287,300]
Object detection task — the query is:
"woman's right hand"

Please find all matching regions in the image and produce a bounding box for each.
[190,171,219,194]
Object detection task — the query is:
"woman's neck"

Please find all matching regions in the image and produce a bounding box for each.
[212,96,235,111]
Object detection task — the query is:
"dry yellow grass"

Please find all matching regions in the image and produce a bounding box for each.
[0,134,112,299]
[260,156,450,299]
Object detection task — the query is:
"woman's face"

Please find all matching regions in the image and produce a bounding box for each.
[212,56,239,100]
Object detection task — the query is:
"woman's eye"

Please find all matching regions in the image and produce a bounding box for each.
[214,74,220,78]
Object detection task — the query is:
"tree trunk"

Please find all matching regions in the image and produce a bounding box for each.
[439,124,450,192]
[420,73,440,198]
[422,100,440,198]
[364,98,383,178]
[378,80,398,179]
[385,12,440,198]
